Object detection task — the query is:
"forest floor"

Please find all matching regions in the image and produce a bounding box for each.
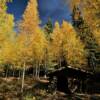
[0,77,100,100]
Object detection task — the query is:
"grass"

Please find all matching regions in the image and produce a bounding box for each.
[0,77,100,100]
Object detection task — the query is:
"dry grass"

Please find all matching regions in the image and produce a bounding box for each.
[0,77,100,100]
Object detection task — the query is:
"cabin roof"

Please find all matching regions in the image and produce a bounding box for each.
[47,66,93,79]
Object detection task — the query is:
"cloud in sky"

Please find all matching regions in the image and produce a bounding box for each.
[38,0,71,25]
[7,0,71,25]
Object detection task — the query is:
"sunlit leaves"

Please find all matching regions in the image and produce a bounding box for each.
[50,21,86,68]
[70,0,100,46]
[1,40,16,64]
[0,0,97,72]
[62,21,86,67]
[18,0,48,72]
[0,0,15,66]
[20,0,40,34]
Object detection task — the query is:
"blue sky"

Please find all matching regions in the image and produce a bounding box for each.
[7,0,71,25]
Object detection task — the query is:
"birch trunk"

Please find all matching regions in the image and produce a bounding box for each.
[5,68,8,79]
[18,70,21,79]
[33,62,35,78]
[21,62,26,93]
[37,61,40,79]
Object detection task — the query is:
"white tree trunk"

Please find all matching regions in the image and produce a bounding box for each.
[35,64,38,78]
[37,61,40,79]
[59,58,62,68]
[18,70,21,79]
[13,64,16,77]
[44,50,48,78]
[21,62,26,93]
[33,62,35,78]
[12,66,15,77]
[5,68,8,80]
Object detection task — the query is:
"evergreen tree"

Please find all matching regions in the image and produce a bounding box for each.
[44,18,53,38]
[72,6,98,72]
[43,18,53,75]
[68,0,100,46]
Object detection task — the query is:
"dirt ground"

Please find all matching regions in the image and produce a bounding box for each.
[0,77,100,100]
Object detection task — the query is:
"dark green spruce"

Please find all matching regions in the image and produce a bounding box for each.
[72,6,100,72]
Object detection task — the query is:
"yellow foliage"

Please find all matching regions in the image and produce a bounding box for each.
[20,0,40,34]
[61,21,86,67]
[94,29,100,46]
[0,1,15,65]
[16,33,32,63]
[18,0,48,66]
[30,29,47,62]
[49,22,63,60]
[0,0,89,70]
[0,39,17,64]
[69,0,100,46]
[50,21,86,68]
[0,6,15,40]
